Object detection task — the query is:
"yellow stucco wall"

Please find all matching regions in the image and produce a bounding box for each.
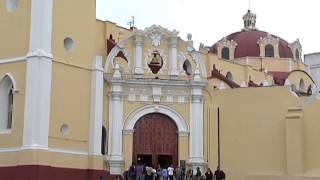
[0,0,30,59]
[0,62,26,148]
[95,20,107,59]
[207,86,301,179]
[303,98,320,175]
[49,62,91,152]
[52,0,96,68]
[207,54,274,86]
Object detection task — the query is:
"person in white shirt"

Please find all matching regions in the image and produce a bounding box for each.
[167,164,174,180]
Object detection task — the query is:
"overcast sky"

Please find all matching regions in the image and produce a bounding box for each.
[96,0,320,55]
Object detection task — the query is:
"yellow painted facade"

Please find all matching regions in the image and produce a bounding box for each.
[0,1,320,180]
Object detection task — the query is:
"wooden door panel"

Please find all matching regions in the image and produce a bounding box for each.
[133,113,178,167]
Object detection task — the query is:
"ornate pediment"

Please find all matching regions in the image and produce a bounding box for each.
[142,25,179,47]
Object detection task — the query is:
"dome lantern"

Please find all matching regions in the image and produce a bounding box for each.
[242,10,257,30]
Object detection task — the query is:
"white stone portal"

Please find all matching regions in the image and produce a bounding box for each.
[124,105,189,134]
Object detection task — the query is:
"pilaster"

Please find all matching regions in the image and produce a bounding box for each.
[89,56,104,156]
[285,108,304,175]
[170,34,179,77]
[107,75,125,174]
[22,0,53,150]
[189,82,206,172]
[134,31,144,76]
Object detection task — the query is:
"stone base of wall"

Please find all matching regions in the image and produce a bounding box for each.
[0,165,121,180]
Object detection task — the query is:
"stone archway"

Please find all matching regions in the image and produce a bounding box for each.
[133,113,178,168]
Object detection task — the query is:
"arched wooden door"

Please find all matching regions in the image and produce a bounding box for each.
[133,113,178,168]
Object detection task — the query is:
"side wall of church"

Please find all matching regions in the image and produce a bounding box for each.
[0,0,31,59]
[303,98,320,174]
[0,62,27,165]
[206,86,302,179]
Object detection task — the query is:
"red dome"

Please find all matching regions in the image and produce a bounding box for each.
[210,30,293,59]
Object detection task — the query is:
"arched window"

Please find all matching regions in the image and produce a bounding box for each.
[183,59,192,75]
[265,44,274,57]
[101,126,107,155]
[221,47,230,60]
[0,75,14,132]
[226,72,233,81]
[295,49,300,60]
[299,79,305,92]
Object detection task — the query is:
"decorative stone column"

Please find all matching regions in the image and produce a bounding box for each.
[89,56,104,155]
[189,67,206,173]
[170,33,179,77]
[134,31,144,76]
[107,64,124,174]
[23,0,53,149]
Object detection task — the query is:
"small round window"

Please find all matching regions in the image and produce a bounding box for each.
[6,0,20,13]
[63,37,75,52]
[60,124,70,136]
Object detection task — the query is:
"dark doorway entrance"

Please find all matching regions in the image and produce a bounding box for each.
[137,154,152,166]
[158,155,172,168]
[133,113,178,167]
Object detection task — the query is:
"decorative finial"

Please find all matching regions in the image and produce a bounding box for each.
[187,33,192,41]
[113,63,121,79]
[242,10,257,30]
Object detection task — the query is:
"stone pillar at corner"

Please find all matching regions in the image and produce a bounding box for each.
[23,0,53,149]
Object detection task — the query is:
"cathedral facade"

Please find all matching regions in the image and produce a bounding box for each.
[1,1,320,180]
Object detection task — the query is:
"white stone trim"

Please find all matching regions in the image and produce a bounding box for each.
[29,0,53,52]
[0,129,12,134]
[189,87,205,166]
[166,95,174,104]
[107,81,125,174]
[104,46,131,73]
[22,0,53,150]
[0,56,26,64]
[289,39,302,61]
[189,51,207,78]
[170,36,179,77]
[49,147,88,156]
[0,147,20,153]
[128,94,136,102]
[124,104,189,133]
[122,129,135,135]
[89,56,104,156]
[23,54,52,149]
[0,73,19,92]
[0,147,89,156]
[216,37,238,60]
[178,96,185,104]
[134,31,144,75]
[257,33,280,58]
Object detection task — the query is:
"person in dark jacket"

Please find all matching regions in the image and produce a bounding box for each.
[205,168,213,180]
[214,167,225,180]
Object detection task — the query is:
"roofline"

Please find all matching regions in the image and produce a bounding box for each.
[95,18,132,31]
[304,52,320,56]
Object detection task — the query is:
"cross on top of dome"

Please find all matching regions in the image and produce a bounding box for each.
[242,10,257,31]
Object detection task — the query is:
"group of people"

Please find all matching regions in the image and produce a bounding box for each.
[123,164,225,180]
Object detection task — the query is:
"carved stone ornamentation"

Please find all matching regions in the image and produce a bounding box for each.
[150,32,161,47]
[217,37,238,60]
[288,39,302,61]
[257,33,280,58]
